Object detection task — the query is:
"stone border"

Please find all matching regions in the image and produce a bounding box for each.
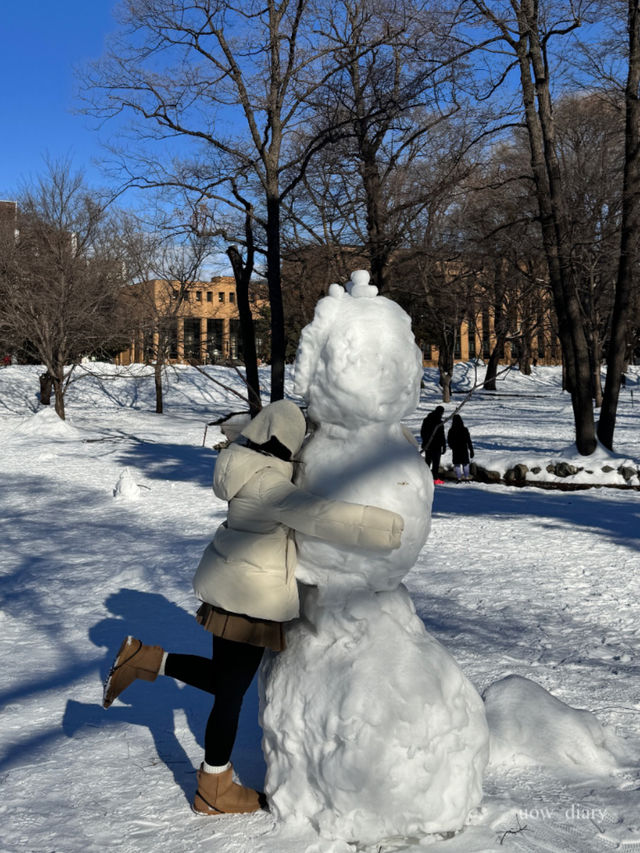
[466,462,640,491]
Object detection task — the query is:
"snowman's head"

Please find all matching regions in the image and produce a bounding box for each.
[294,271,423,428]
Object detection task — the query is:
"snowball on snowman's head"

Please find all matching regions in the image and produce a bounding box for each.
[294,270,423,428]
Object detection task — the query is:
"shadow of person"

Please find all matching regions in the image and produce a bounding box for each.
[64,588,266,805]
[114,439,216,487]
[62,693,197,803]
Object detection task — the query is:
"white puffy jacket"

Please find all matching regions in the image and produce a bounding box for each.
[193,433,404,622]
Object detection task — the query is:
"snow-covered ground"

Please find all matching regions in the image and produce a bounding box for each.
[1,362,639,853]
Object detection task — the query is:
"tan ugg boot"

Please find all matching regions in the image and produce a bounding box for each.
[102,636,164,709]
[192,764,264,815]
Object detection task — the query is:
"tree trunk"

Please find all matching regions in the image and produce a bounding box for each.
[514,3,596,454]
[360,149,388,293]
[593,373,603,409]
[52,371,65,420]
[590,337,603,408]
[440,370,452,403]
[39,371,53,406]
[484,346,501,391]
[520,321,533,375]
[438,337,454,403]
[566,318,597,453]
[154,360,164,414]
[266,192,285,402]
[227,243,262,416]
[485,263,507,389]
[598,0,640,449]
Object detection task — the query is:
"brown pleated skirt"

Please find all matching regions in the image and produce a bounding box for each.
[195,602,286,652]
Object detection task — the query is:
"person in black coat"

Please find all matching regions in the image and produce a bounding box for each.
[420,406,446,484]
[447,413,474,481]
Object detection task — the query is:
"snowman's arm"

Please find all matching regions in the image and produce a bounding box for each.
[257,472,404,551]
[401,425,420,448]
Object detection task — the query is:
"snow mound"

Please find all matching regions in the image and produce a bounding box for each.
[13,407,81,440]
[113,468,141,501]
[261,587,489,844]
[484,675,626,774]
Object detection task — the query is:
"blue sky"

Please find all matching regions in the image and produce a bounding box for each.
[0,1,119,198]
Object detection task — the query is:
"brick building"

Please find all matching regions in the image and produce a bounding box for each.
[116,276,264,365]
[117,270,560,369]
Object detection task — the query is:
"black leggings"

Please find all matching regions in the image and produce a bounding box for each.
[164,635,264,766]
[424,450,442,481]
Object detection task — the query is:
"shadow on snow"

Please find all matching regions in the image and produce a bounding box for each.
[114,439,217,486]
[432,482,640,551]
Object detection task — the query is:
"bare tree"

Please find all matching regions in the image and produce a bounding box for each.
[0,160,129,419]
[83,0,350,403]
[393,245,474,402]
[295,0,475,293]
[467,0,600,454]
[427,272,473,403]
[595,0,640,448]
[119,212,213,414]
[554,94,623,406]
[223,192,262,416]
[453,137,554,387]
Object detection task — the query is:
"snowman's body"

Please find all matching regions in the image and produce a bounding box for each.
[260,273,488,844]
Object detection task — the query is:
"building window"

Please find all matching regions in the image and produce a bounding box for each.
[218,292,225,303]
[229,318,243,360]
[229,291,235,303]
[196,291,202,302]
[207,318,224,361]
[482,309,491,358]
[468,329,476,358]
[164,321,178,359]
[183,318,202,360]
[207,291,213,302]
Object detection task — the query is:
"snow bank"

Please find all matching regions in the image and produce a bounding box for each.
[1,358,639,853]
[483,675,627,774]
[11,407,81,441]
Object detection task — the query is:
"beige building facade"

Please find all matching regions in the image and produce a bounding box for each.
[422,312,560,368]
[117,274,560,369]
[116,276,261,365]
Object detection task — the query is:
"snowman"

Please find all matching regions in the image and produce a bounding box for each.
[260,271,489,845]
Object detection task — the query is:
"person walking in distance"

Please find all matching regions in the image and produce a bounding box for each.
[420,406,446,484]
[102,400,404,816]
[447,413,474,482]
